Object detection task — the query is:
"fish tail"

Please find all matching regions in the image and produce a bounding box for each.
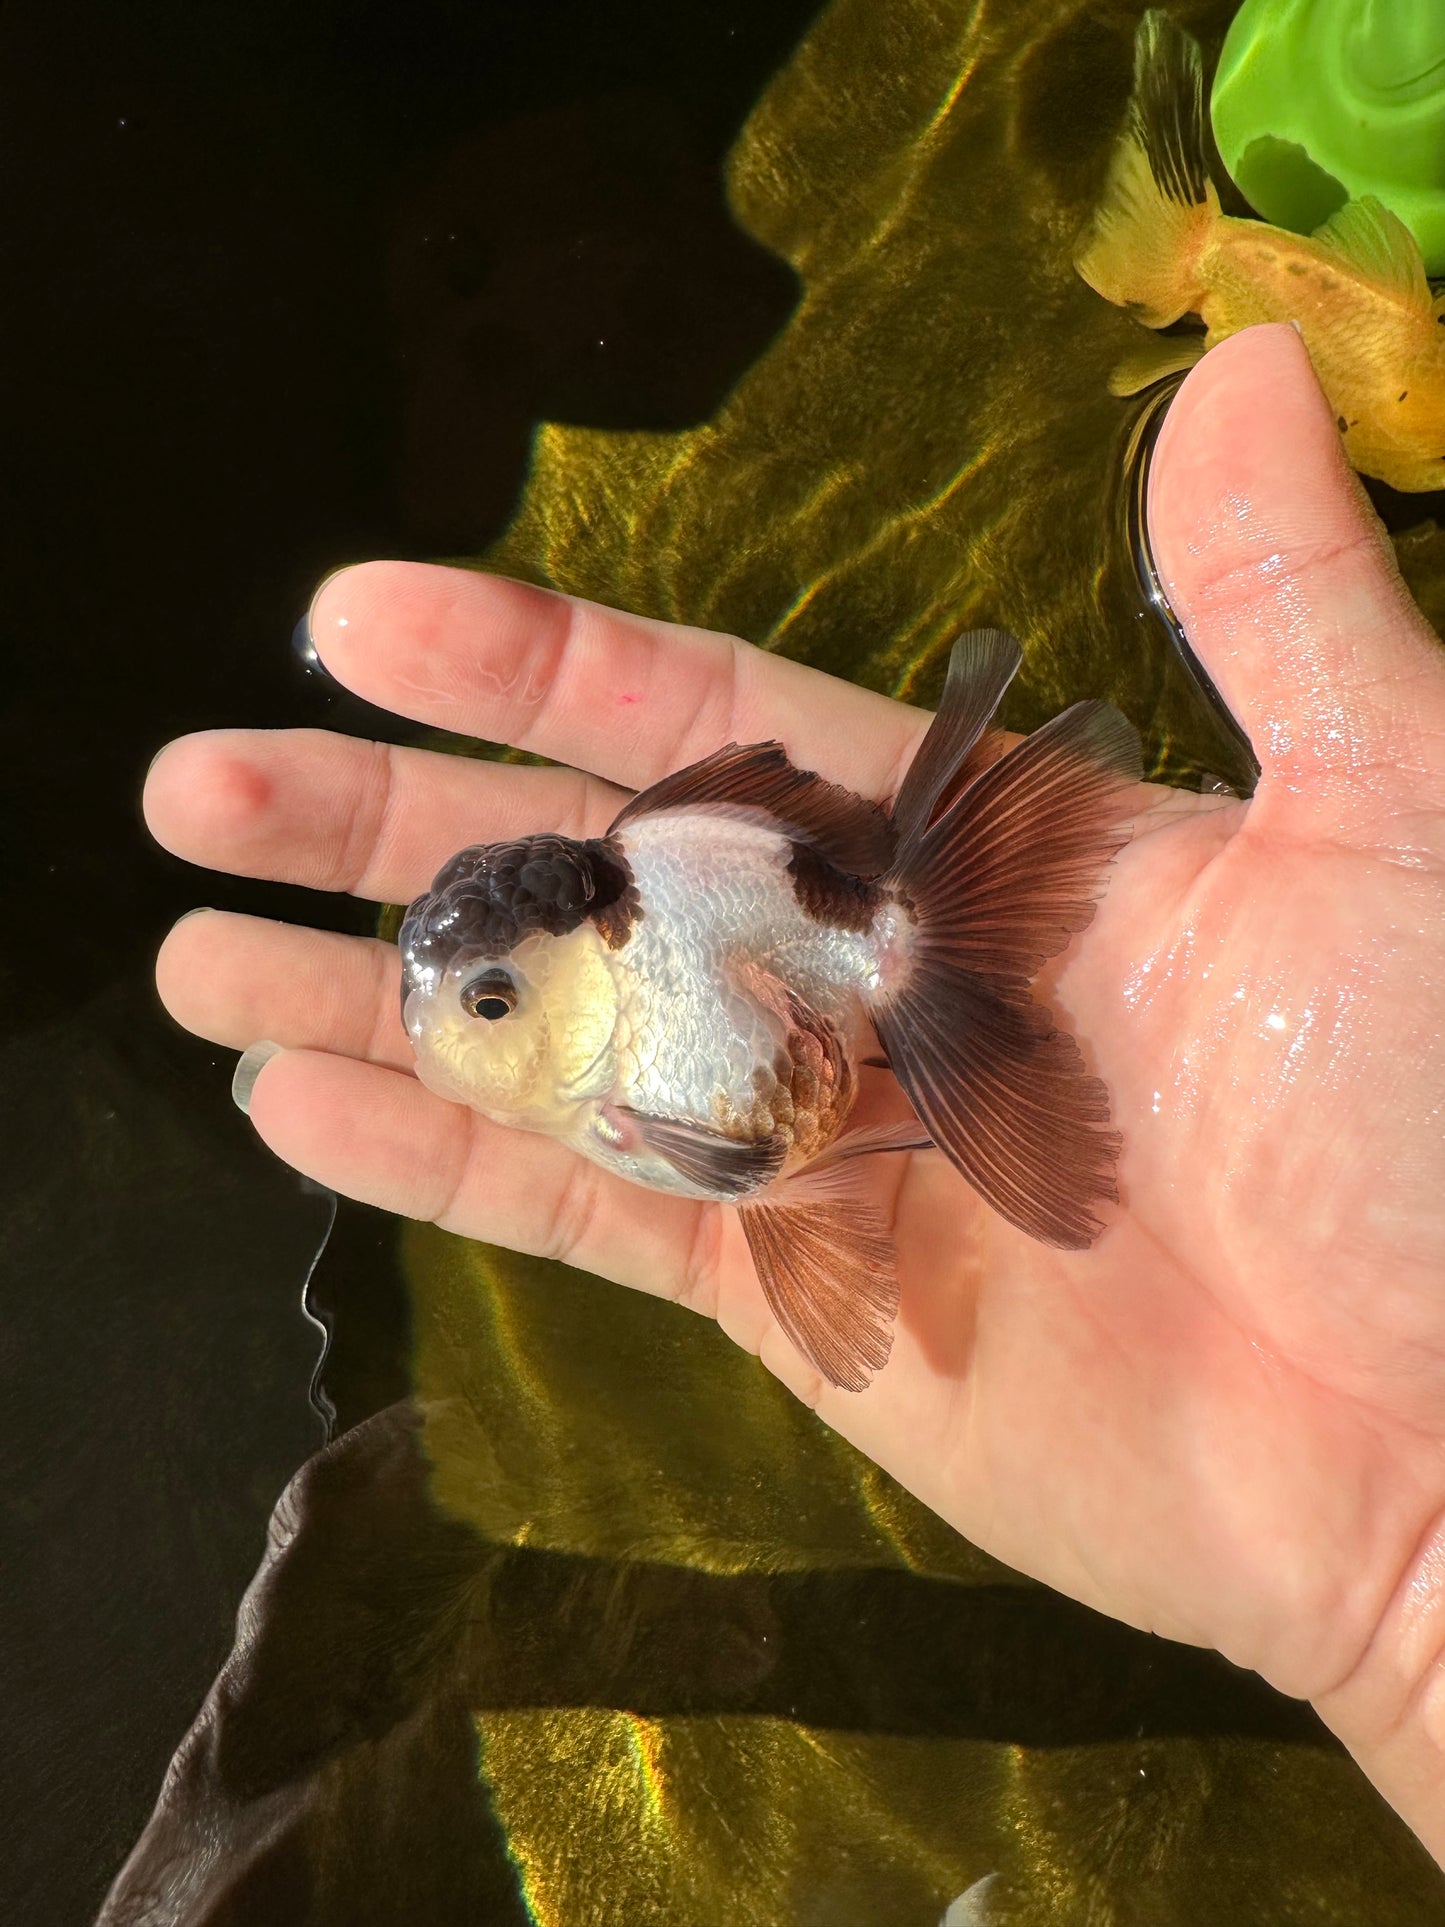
[1075,9,1218,327]
[870,631,1140,1250]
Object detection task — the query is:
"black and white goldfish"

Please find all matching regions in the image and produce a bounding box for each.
[399,631,1139,1391]
[1076,11,1445,493]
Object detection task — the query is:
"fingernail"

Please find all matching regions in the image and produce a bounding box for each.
[300,564,357,678]
[233,1040,284,1115]
[174,905,215,928]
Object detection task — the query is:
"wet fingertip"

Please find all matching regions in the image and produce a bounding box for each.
[304,563,366,671]
[155,909,219,999]
[292,609,333,684]
[233,1039,286,1116]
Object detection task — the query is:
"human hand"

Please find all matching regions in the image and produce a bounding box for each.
[144,325,1445,1857]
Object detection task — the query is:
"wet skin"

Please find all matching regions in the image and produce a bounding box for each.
[146,327,1445,1859]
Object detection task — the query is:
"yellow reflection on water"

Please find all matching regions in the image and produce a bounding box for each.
[407,0,1445,1918]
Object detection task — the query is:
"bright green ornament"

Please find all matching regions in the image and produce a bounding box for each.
[1210,0,1445,273]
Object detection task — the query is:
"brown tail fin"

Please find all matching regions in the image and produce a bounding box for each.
[1074,9,1218,327]
[872,634,1140,1250]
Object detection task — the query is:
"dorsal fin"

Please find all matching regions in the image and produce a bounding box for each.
[1311,197,1432,310]
[610,741,895,877]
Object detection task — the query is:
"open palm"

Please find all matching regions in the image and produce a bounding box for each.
[146,328,1445,1838]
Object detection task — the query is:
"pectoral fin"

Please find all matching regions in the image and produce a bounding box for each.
[617,1107,786,1200]
[1107,333,1205,397]
[739,1185,899,1393]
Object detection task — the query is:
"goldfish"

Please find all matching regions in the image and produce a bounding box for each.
[399,631,1138,1391]
[1076,10,1445,493]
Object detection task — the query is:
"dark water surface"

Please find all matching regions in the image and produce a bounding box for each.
[5,2,1445,1923]
[0,3,815,1918]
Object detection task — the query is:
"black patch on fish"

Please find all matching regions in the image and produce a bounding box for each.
[399,833,639,1005]
[592,859,642,950]
[786,838,882,934]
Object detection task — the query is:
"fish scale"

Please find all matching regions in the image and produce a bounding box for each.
[612,814,876,1144]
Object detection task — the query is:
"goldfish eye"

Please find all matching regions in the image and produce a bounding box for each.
[461,970,518,1021]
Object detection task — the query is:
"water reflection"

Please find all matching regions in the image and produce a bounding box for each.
[4,0,825,1914]
[79,0,1445,1916]
[99,1398,1336,1927]
[0,983,332,1925]
[298,1183,340,1440]
[1117,375,1260,791]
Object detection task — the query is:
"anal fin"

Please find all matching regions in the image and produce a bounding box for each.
[739,1184,899,1393]
[799,1118,934,1173]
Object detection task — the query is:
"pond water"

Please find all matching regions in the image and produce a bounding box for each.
[4,1,1444,1922]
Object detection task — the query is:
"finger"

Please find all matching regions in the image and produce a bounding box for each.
[157,911,410,1068]
[307,562,928,798]
[1147,324,1445,824]
[144,728,621,903]
[244,1046,711,1301]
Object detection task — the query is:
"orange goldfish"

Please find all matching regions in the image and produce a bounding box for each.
[1076,10,1445,493]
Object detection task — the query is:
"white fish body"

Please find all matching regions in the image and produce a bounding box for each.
[596,812,894,1193]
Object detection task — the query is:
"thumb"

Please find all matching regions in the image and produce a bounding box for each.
[1147,324,1445,829]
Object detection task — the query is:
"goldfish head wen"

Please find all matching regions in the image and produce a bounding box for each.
[399,835,630,1136]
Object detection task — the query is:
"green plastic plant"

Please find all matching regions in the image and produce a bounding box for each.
[1211,0,1445,271]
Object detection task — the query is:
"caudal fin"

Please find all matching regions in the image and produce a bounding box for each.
[872,631,1140,1250]
[1074,9,1218,327]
